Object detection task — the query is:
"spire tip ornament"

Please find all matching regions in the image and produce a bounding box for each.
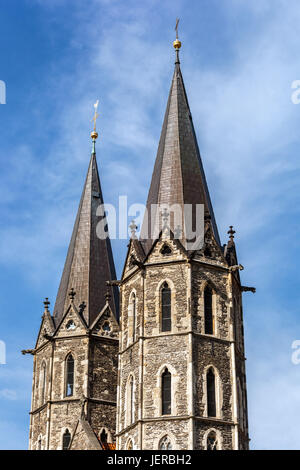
[173,18,181,53]
[91,100,99,147]
[43,297,50,313]
[228,225,236,242]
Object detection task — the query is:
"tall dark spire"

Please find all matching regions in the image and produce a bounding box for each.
[140,31,220,253]
[53,104,119,326]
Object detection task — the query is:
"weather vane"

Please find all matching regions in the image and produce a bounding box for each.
[90,100,99,154]
[175,18,179,39]
[173,18,181,57]
[92,100,99,132]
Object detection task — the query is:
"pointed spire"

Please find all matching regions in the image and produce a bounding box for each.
[53,117,119,326]
[140,33,220,253]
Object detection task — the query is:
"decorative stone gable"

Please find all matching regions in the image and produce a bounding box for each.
[194,221,228,267]
[144,229,187,265]
[122,239,145,279]
[35,310,55,349]
[90,305,119,339]
[54,303,88,339]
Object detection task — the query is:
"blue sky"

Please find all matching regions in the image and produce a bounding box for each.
[0,0,300,449]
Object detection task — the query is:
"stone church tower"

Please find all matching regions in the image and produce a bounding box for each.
[24,31,251,451]
[116,35,251,450]
[24,124,120,450]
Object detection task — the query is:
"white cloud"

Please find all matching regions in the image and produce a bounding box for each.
[0,389,17,400]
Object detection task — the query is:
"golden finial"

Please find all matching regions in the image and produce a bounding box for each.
[91,100,99,140]
[173,18,181,50]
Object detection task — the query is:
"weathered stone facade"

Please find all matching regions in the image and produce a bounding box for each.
[29,300,119,450]
[26,39,250,451]
[116,229,249,450]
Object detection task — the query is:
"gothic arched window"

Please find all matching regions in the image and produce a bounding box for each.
[40,362,46,404]
[207,368,216,417]
[127,439,133,450]
[162,368,171,415]
[159,435,172,450]
[100,429,108,444]
[207,431,218,450]
[204,286,213,334]
[62,429,71,450]
[65,354,74,397]
[161,282,171,332]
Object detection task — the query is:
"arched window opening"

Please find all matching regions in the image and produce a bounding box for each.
[159,435,172,450]
[204,286,213,334]
[207,368,216,417]
[161,282,171,332]
[127,439,133,450]
[38,436,42,450]
[132,293,136,341]
[62,429,71,450]
[207,431,218,450]
[65,354,74,397]
[162,368,171,415]
[41,362,46,404]
[100,429,108,444]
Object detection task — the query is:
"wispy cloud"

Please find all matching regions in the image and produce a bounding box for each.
[0,389,17,400]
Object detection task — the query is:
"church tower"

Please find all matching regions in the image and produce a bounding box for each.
[25,107,120,450]
[116,30,250,450]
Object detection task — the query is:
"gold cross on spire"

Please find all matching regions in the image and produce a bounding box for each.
[91,100,99,141]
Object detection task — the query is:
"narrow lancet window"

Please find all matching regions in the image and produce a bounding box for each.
[159,435,172,450]
[100,429,108,444]
[66,354,74,397]
[161,282,171,332]
[207,431,218,450]
[162,368,171,415]
[204,286,213,334]
[62,429,71,450]
[207,368,216,417]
